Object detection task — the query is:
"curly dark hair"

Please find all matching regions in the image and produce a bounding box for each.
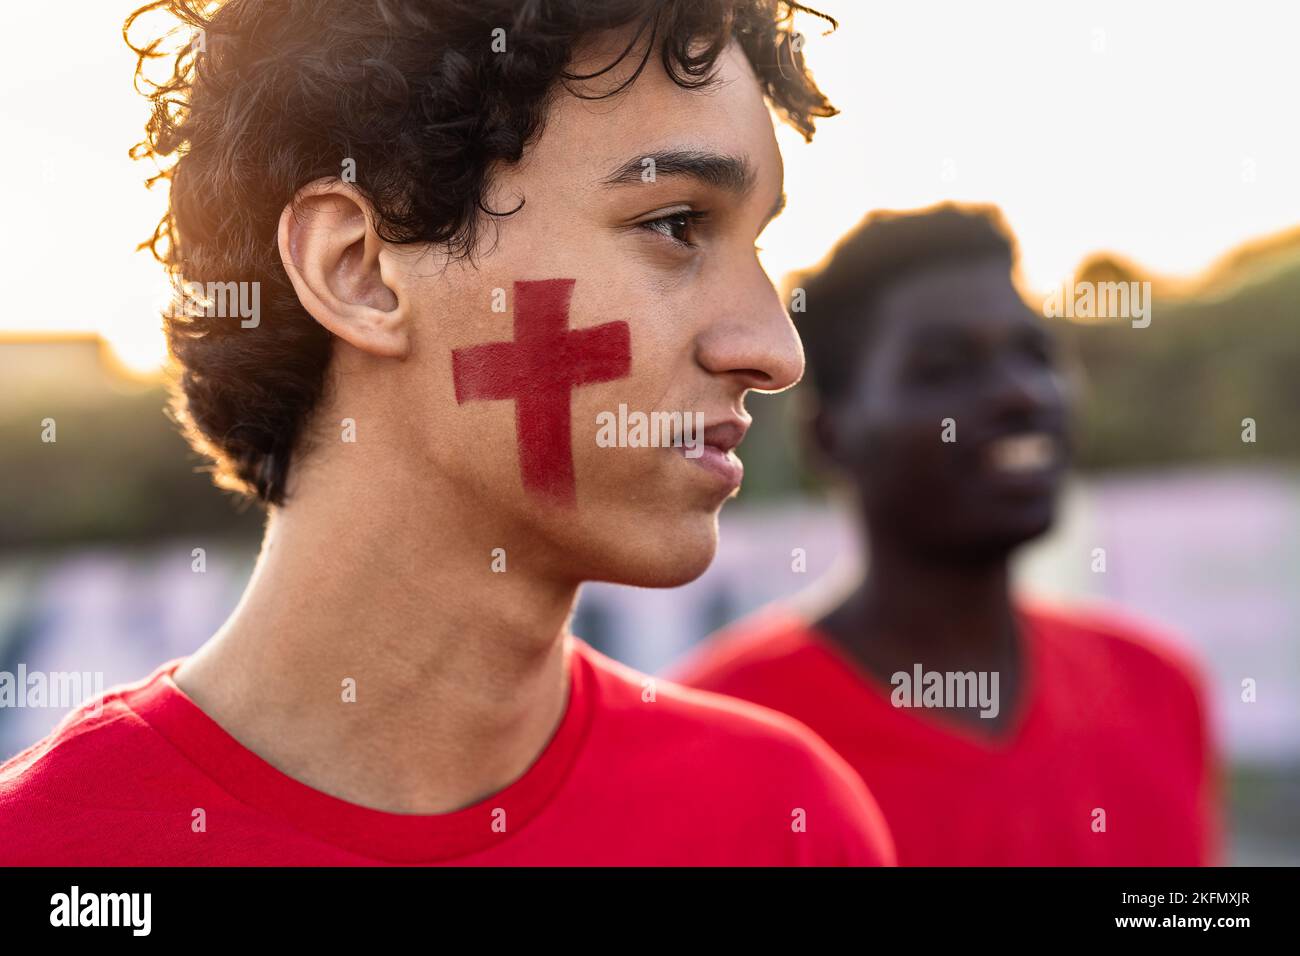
[125,0,838,505]
[792,203,1018,406]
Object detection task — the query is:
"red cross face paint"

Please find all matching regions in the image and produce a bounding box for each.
[452,279,632,505]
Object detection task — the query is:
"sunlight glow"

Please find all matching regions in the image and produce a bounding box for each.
[3,1,1298,375]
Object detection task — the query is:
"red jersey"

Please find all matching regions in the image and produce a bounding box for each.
[671,601,1220,866]
[0,637,894,866]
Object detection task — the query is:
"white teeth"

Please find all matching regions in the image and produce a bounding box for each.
[986,433,1055,473]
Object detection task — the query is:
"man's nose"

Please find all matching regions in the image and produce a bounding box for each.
[985,355,1063,420]
[694,262,804,393]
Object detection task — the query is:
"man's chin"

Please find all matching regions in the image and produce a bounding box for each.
[945,516,1056,564]
[589,525,719,588]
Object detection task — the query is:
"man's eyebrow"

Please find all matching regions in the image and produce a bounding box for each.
[599,148,756,194]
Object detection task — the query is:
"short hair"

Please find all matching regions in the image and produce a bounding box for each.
[126,0,838,504]
[792,203,1018,406]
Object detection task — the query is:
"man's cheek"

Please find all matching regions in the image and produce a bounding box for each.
[451,278,631,506]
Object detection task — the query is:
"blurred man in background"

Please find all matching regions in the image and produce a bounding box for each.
[673,204,1221,865]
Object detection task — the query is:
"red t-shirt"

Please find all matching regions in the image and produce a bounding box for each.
[0,637,894,866]
[671,601,1220,866]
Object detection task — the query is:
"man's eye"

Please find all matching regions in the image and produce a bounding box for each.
[909,353,968,383]
[640,210,704,247]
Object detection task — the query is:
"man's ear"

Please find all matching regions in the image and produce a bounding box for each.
[278,179,409,358]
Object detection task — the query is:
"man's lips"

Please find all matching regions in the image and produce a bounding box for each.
[677,419,748,489]
[701,420,748,454]
[982,431,1057,474]
[961,425,1068,500]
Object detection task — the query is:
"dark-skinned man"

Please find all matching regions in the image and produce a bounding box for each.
[672,203,1221,866]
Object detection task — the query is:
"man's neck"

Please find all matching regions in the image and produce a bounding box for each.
[173,463,579,815]
[819,535,1024,733]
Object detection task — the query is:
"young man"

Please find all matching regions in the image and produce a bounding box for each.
[0,0,896,865]
[673,205,1221,865]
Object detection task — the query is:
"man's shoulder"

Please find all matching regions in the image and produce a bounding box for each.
[0,667,181,862]
[661,604,818,694]
[578,634,828,755]
[1,692,147,794]
[1024,599,1210,704]
[1024,601,1215,758]
[573,639,895,864]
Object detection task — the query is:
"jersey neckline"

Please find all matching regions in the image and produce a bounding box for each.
[119,637,595,863]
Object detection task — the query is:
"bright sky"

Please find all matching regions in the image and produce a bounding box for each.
[3,1,1298,375]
